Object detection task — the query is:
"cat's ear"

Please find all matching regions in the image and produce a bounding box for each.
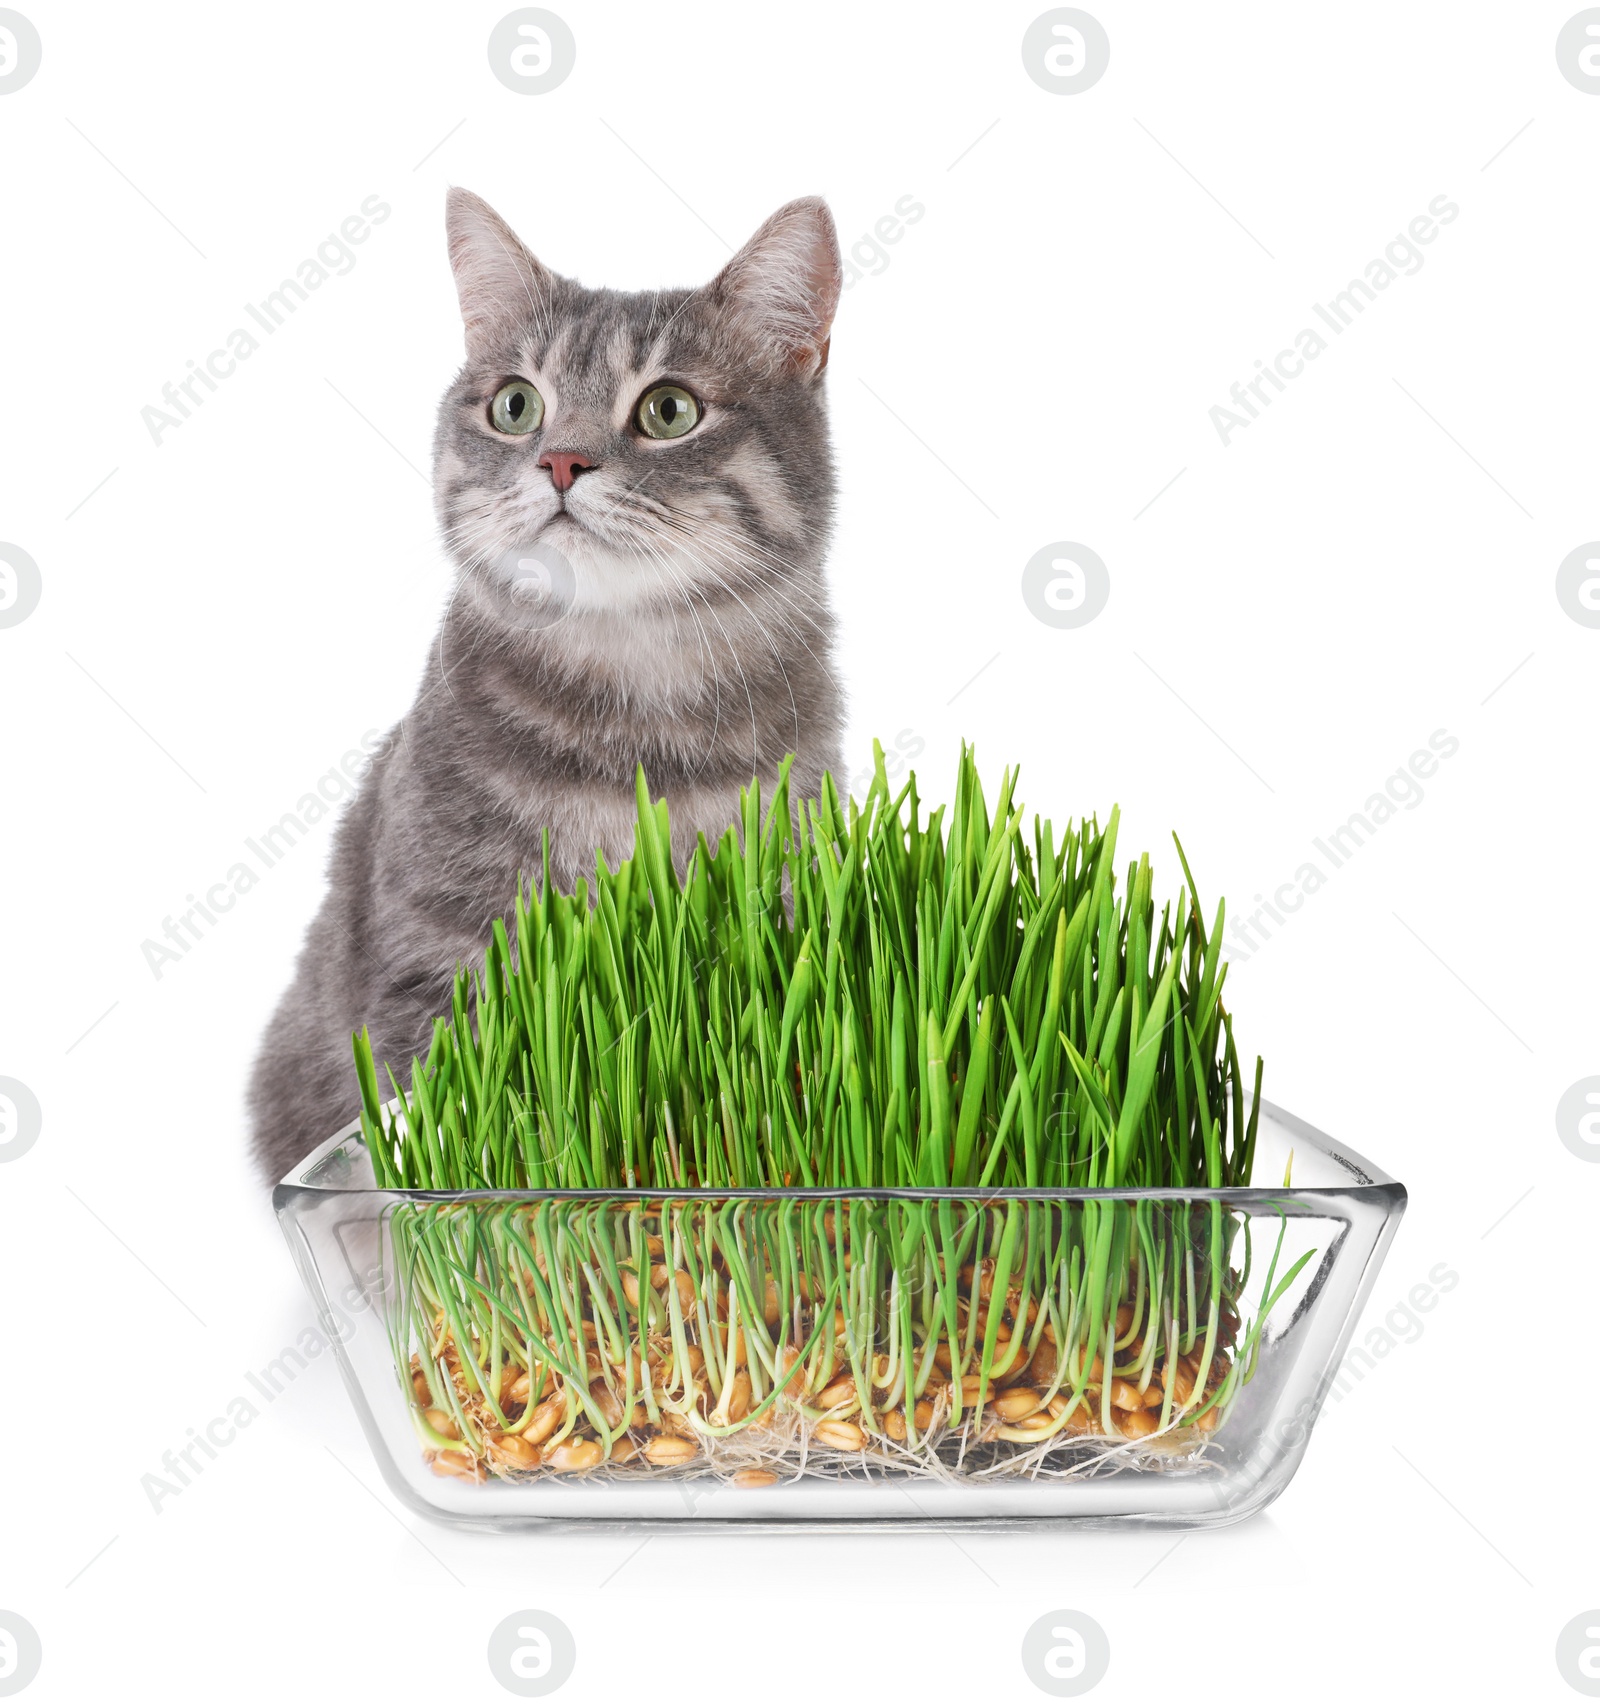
[445,188,553,358]
[708,198,841,379]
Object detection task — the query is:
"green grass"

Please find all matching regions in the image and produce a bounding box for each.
[350,746,1308,1482]
[355,743,1261,1196]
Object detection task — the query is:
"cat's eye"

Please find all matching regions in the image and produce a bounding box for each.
[490,380,544,435]
[636,384,701,440]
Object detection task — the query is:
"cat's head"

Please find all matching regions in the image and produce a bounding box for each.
[434,189,841,630]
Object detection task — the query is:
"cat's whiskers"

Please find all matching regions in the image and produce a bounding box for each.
[596,521,762,773]
[606,490,817,649]
[642,515,805,716]
[688,543,846,705]
[674,565,759,775]
[603,527,750,774]
[618,536,726,780]
[656,497,830,598]
[639,527,804,757]
[644,505,843,704]
[658,544,799,767]
[647,494,823,603]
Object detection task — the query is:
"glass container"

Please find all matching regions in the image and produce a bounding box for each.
[274,1101,1404,1530]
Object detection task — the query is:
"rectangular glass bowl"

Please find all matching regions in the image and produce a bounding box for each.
[274,1102,1404,1531]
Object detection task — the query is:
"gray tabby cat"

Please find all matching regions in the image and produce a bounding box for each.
[249,189,845,1182]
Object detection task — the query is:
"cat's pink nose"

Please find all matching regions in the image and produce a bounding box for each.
[539,450,596,492]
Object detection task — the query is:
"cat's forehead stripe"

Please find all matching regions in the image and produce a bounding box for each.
[517,286,701,386]
[568,299,624,381]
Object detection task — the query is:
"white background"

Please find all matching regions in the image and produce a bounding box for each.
[2,1,1596,1700]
